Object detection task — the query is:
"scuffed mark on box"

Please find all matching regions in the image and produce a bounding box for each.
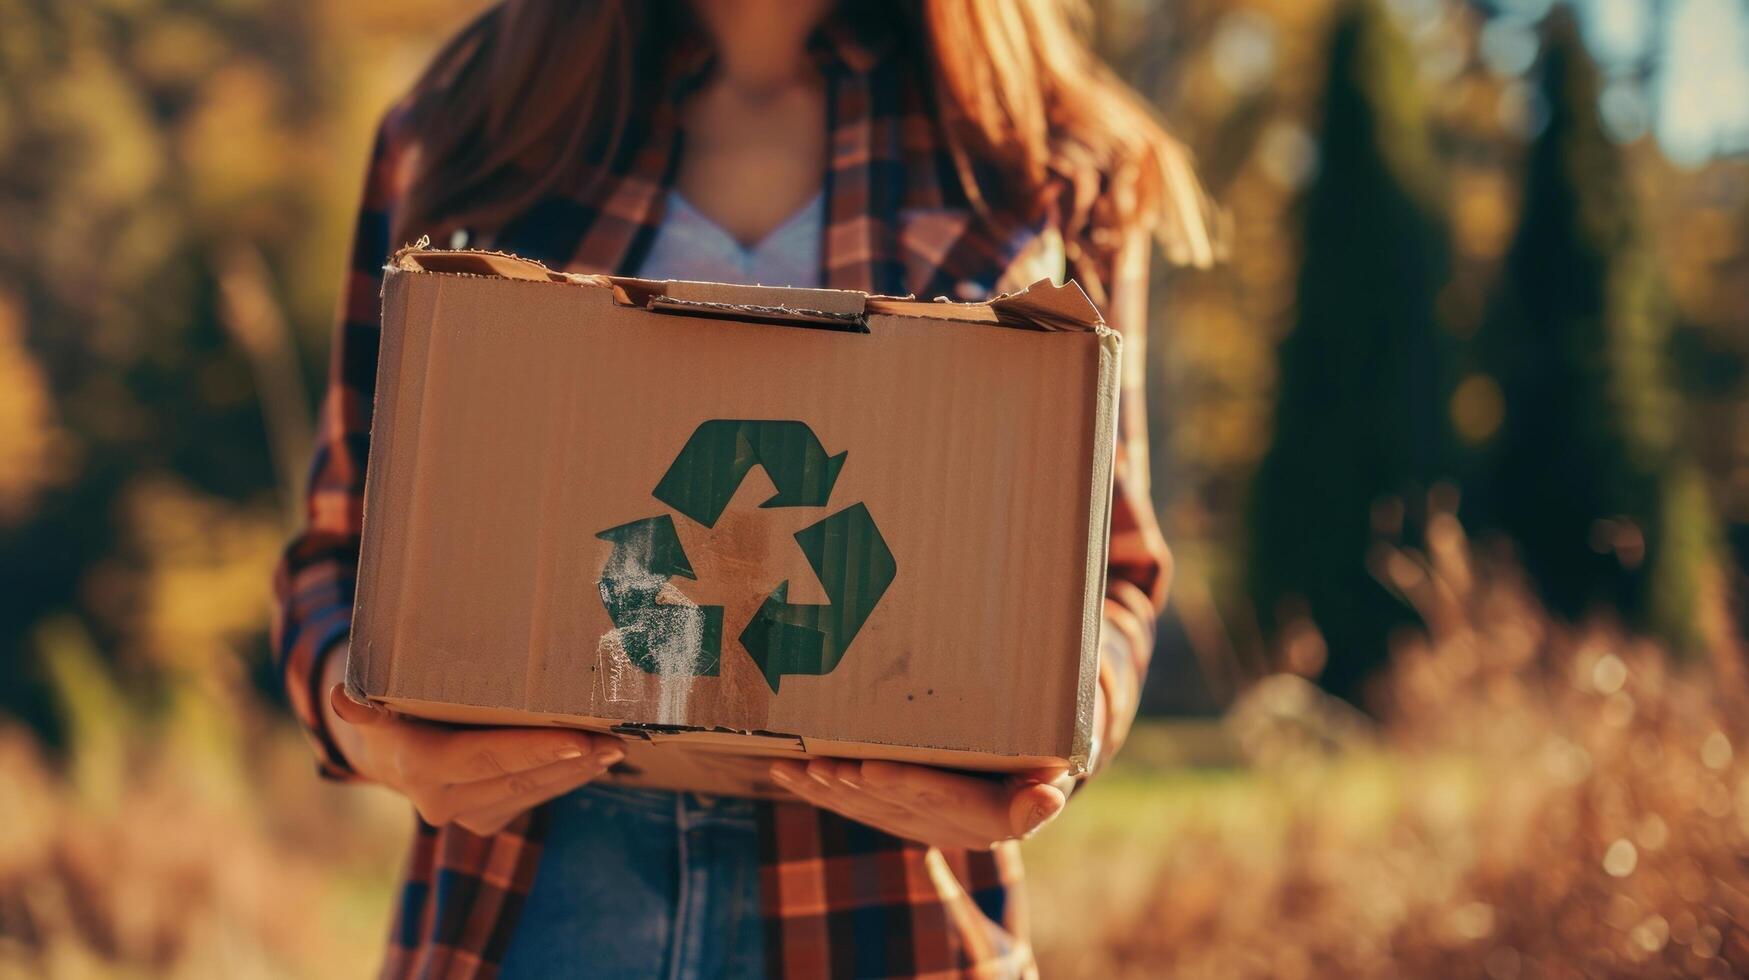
[596,631,637,704]
[595,558,710,725]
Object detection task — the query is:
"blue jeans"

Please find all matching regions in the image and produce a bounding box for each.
[497,784,766,979]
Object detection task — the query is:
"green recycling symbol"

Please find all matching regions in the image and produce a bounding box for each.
[595,420,896,692]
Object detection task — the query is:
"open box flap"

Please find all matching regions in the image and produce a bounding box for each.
[389,246,1105,333]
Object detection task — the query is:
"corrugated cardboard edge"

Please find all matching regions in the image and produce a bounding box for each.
[370,694,1070,773]
[345,265,430,703]
[1071,329,1124,772]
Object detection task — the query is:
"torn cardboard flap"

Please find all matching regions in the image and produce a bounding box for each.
[352,246,1121,796]
[390,246,1110,335]
[989,278,1106,332]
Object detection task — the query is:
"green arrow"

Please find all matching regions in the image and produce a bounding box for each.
[738,502,896,692]
[652,420,847,528]
[595,515,721,676]
[598,515,696,580]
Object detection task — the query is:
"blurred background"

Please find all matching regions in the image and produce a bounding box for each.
[2,0,1747,976]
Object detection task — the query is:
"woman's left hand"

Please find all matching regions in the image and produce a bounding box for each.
[768,758,1076,850]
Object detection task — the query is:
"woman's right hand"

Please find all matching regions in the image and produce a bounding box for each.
[321,648,625,836]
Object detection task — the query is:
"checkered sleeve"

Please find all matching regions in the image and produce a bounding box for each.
[270,113,405,779]
[1095,230,1171,772]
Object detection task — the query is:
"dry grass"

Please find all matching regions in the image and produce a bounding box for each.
[1028,514,1749,978]
[6,516,1749,977]
[0,728,408,979]
[0,625,409,980]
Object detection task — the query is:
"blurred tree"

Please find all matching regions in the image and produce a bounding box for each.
[0,1,482,744]
[1245,0,1457,705]
[1466,9,1715,652]
[0,3,312,741]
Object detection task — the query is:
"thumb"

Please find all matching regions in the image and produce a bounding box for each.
[330,683,390,727]
[1008,781,1067,839]
[1009,766,1072,788]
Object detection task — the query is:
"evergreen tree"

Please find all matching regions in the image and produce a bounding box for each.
[1468,9,1713,650]
[1246,0,1457,705]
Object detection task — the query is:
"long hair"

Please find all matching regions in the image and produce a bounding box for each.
[392,0,1218,268]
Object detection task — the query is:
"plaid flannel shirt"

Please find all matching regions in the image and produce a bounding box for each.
[272,13,1171,979]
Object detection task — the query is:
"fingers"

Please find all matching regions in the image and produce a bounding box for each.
[332,691,621,789]
[793,760,912,820]
[330,683,390,727]
[856,760,1035,842]
[771,760,986,849]
[1010,765,1074,787]
[334,687,601,781]
[1005,781,1066,839]
[857,759,1012,816]
[770,758,1062,850]
[409,726,619,784]
[442,745,626,817]
[327,684,631,831]
[444,745,626,836]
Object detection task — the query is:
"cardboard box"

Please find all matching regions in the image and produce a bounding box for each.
[347,247,1120,797]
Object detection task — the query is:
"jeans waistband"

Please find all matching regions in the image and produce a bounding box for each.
[570,782,760,829]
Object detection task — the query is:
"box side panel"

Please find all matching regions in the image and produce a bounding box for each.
[361,276,1104,761]
[348,270,439,700]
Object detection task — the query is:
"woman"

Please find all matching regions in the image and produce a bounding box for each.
[274,0,1214,975]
